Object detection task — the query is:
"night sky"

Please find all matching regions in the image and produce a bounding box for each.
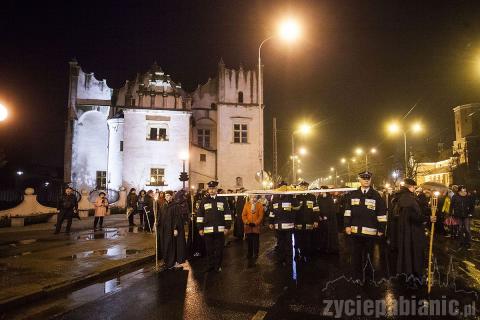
[1,0,480,183]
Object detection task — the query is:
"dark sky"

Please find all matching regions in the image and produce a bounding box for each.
[1,0,480,182]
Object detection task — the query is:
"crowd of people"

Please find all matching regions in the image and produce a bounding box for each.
[53,174,478,284]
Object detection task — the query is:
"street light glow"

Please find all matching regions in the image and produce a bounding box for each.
[340,158,346,164]
[355,148,363,155]
[411,122,422,133]
[330,167,334,172]
[298,123,312,135]
[0,103,8,122]
[371,148,377,154]
[297,169,302,174]
[179,150,189,160]
[278,18,301,42]
[298,147,307,155]
[387,122,401,134]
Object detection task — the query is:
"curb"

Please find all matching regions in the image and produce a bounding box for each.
[0,252,155,313]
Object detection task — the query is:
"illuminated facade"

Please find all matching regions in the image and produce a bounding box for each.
[64,59,263,192]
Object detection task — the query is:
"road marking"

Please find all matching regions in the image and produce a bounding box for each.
[251,310,267,320]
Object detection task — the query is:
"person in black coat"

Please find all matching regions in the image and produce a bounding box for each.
[396,179,436,287]
[187,190,206,258]
[54,187,78,234]
[317,188,339,254]
[234,189,247,239]
[159,190,188,270]
[451,186,473,248]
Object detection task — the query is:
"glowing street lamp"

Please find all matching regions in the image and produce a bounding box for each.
[291,122,311,183]
[354,147,377,171]
[0,104,7,122]
[298,147,308,156]
[259,17,302,177]
[386,120,424,178]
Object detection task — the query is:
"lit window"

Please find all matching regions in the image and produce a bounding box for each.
[233,124,248,143]
[197,129,211,148]
[150,168,165,186]
[96,171,106,189]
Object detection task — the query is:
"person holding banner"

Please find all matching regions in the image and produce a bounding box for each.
[396,178,436,288]
[344,171,386,283]
[197,181,232,273]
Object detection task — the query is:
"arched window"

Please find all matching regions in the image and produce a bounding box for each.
[238,91,244,103]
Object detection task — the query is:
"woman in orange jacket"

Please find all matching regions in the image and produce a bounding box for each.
[242,195,264,259]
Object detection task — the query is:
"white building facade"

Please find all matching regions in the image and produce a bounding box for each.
[64,59,263,192]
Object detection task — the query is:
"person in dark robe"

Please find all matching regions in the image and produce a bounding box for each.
[54,187,78,234]
[159,190,188,270]
[317,188,339,254]
[143,190,155,232]
[234,189,247,239]
[187,190,206,258]
[396,178,436,288]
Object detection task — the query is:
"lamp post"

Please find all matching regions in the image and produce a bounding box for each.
[179,151,189,190]
[330,167,338,186]
[387,121,423,178]
[258,18,301,179]
[291,123,311,183]
[355,147,377,171]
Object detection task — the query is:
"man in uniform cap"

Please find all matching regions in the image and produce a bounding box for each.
[197,181,232,272]
[344,171,387,282]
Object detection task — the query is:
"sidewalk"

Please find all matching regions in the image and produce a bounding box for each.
[0,215,156,312]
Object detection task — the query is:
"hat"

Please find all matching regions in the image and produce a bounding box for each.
[320,185,329,190]
[207,181,219,188]
[358,171,373,180]
[277,181,288,188]
[299,181,309,187]
[165,190,174,196]
[403,178,417,186]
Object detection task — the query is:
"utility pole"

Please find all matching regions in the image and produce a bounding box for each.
[273,117,278,180]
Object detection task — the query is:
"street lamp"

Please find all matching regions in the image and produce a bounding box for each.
[354,147,377,171]
[0,103,7,122]
[291,122,311,183]
[330,167,338,186]
[386,121,423,178]
[259,17,301,176]
[298,147,308,156]
[179,151,189,190]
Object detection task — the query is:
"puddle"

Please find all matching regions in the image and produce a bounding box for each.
[13,251,32,258]
[18,239,37,245]
[61,247,142,261]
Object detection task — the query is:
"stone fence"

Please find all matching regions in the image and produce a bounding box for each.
[0,187,127,227]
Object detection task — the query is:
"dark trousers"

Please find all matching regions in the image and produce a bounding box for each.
[55,211,73,233]
[128,210,135,225]
[351,236,374,281]
[144,213,154,232]
[246,233,259,258]
[294,229,313,258]
[94,217,104,229]
[458,217,472,245]
[204,232,225,269]
[276,230,293,263]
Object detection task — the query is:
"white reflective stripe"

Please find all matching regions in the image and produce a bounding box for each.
[351,226,358,233]
[282,202,291,208]
[377,215,387,222]
[204,226,214,233]
[269,212,275,217]
[362,227,377,235]
[295,224,303,229]
[305,224,313,230]
[313,206,320,212]
[323,216,328,221]
[344,210,351,217]
[196,216,204,223]
[224,214,232,221]
[218,226,225,232]
[281,223,294,229]
[273,203,279,209]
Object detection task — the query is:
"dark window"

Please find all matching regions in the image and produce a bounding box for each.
[233,123,248,143]
[210,103,217,110]
[197,129,211,148]
[238,91,244,103]
[200,154,206,162]
[198,183,205,190]
[96,171,107,189]
[148,127,168,141]
[120,141,124,152]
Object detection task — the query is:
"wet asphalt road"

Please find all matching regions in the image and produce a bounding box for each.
[9,229,480,319]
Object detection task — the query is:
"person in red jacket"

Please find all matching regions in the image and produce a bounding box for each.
[242,195,264,259]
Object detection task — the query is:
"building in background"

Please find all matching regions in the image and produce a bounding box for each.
[64,59,263,192]
[416,159,453,186]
